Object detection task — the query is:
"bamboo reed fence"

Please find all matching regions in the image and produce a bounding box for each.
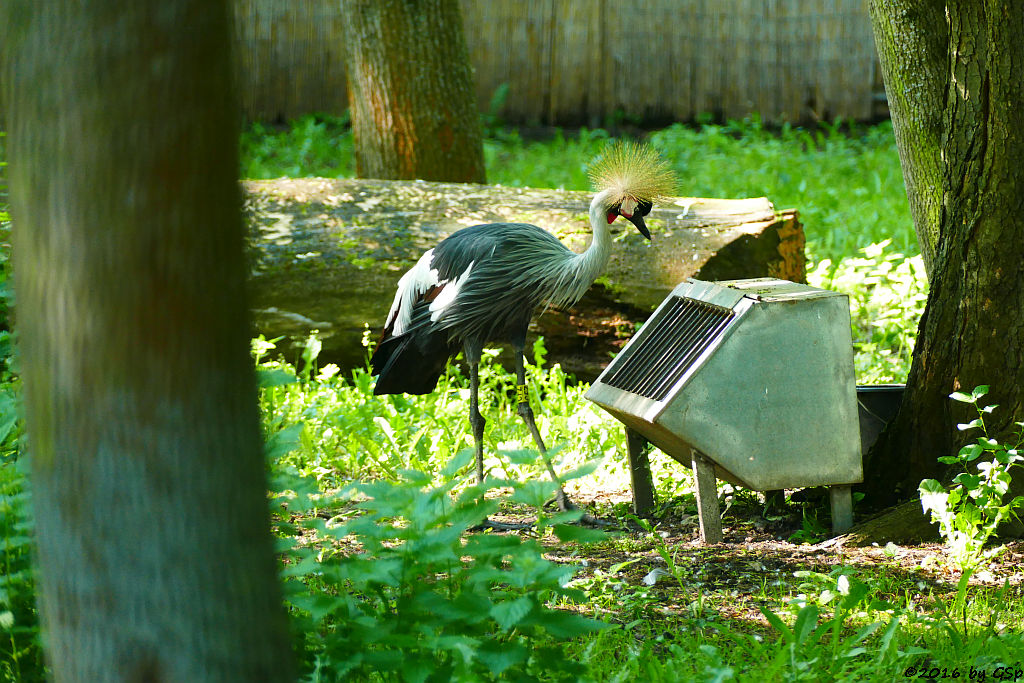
[234,0,881,125]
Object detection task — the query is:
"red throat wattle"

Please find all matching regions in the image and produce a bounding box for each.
[606,211,617,224]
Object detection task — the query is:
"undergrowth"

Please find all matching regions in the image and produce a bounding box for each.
[254,341,1024,681]
[258,333,633,490]
[276,451,606,682]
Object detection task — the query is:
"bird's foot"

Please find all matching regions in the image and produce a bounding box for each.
[469,517,534,533]
[548,492,611,528]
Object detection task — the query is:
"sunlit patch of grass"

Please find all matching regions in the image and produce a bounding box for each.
[240,113,354,179]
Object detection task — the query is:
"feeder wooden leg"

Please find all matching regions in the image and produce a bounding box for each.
[625,427,655,517]
[830,485,853,535]
[691,449,722,543]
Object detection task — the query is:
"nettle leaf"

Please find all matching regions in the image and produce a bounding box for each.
[501,448,541,466]
[280,551,323,580]
[937,456,960,465]
[959,443,985,461]
[428,634,480,665]
[529,609,607,638]
[972,385,990,399]
[257,367,297,388]
[949,391,976,403]
[953,473,981,490]
[265,423,304,461]
[441,448,474,479]
[510,480,556,508]
[464,533,525,562]
[490,596,534,630]
[553,524,607,544]
[397,468,433,486]
[957,419,983,431]
[443,591,494,625]
[288,592,344,624]
[547,509,584,526]
[476,641,528,676]
[557,459,603,483]
[269,467,322,512]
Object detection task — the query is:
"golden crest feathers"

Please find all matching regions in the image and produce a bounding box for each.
[588,141,677,207]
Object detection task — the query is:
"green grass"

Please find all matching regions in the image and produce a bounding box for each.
[260,342,1023,682]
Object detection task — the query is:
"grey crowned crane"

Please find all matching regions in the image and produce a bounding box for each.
[371,142,677,514]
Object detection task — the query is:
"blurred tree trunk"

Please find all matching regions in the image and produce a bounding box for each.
[1,2,294,680]
[863,2,1024,507]
[341,0,486,183]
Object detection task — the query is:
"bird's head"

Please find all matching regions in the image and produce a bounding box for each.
[588,141,677,240]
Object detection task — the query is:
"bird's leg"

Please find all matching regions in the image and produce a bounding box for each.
[513,347,574,512]
[465,345,486,485]
[465,343,531,533]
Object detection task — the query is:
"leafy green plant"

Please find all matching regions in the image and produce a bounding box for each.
[275,450,606,682]
[919,385,1024,572]
[757,569,908,681]
[0,462,43,683]
[807,240,927,383]
[1,129,13,338]
[254,334,625,492]
[630,516,691,587]
[240,114,353,179]
[787,509,829,545]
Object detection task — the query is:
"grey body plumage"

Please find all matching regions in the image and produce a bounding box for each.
[371,142,677,515]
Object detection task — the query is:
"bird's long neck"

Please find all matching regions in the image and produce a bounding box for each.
[539,189,620,311]
[573,189,616,284]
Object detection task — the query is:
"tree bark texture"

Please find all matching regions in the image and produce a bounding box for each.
[341,0,487,183]
[244,178,804,380]
[2,3,294,681]
[864,3,1024,506]
[868,0,948,275]
[826,500,940,548]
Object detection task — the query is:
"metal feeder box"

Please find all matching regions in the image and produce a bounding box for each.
[585,277,862,541]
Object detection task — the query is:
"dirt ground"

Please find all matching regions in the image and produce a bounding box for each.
[486,483,1024,632]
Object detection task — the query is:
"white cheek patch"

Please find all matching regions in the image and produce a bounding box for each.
[429,261,474,321]
[620,197,638,218]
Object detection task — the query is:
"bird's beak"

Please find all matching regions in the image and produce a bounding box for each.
[625,213,651,240]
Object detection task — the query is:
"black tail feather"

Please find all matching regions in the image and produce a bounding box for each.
[371,331,453,395]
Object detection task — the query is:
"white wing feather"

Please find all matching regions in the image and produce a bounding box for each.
[385,249,438,336]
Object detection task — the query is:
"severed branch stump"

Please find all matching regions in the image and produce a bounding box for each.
[244,178,805,379]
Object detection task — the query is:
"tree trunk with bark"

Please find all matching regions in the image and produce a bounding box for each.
[341,0,486,184]
[2,2,294,680]
[244,178,804,379]
[864,2,1024,507]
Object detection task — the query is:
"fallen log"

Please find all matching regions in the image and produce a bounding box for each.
[244,178,805,380]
